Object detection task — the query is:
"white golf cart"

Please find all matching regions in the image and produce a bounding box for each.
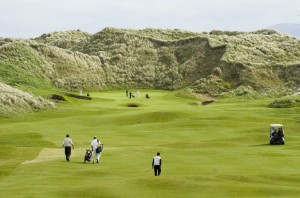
[270,124,285,145]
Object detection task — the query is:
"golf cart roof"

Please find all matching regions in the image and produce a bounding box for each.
[270,124,283,128]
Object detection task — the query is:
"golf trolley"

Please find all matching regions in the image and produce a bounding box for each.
[84,149,93,163]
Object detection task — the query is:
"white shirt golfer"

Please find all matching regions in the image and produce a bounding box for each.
[152,153,162,176]
[153,155,161,166]
[91,137,101,163]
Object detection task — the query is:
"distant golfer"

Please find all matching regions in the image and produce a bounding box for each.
[152,152,162,176]
[62,134,74,162]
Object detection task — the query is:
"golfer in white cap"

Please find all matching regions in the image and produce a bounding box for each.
[91,136,101,163]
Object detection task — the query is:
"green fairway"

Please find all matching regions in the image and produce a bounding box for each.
[0,90,299,198]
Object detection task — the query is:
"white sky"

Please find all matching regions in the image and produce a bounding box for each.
[0,0,299,38]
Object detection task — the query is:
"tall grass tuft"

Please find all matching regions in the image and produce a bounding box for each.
[0,82,55,117]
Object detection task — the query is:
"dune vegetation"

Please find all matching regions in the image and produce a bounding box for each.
[1,28,300,96]
[0,82,55,117]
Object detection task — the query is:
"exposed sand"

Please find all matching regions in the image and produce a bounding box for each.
[22,148,85,164]
[22,146,114,164]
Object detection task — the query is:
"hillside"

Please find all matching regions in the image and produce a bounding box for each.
[34,28,300,93]
[35,30,91,49]
[0,82,54,117]
[1,28,300,116]
[0,38,106,90]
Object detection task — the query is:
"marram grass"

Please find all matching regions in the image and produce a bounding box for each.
[1,28,300,93]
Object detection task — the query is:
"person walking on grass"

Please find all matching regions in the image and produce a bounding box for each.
[62,134,74,162]
[152,152,162,176]
[95,139,103,163]
[91,136,101,163]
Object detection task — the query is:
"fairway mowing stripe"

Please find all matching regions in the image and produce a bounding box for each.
[22,148,85,164]
[21,146,119,164]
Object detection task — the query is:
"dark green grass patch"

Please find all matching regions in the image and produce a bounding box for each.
[0,132,54,147]
[268,99,295,108]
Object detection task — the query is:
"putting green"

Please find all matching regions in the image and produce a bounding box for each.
[0,90,299,198]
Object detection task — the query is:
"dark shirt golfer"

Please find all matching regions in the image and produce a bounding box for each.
[152,152,162,176]
[62,134,74,161]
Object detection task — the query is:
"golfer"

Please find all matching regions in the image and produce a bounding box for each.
[91,136,101,163]
[152,152,162,176]
[95,139,103,163]
[62,134,74,162]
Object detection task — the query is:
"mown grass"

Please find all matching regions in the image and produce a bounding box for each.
[0,90,299,198]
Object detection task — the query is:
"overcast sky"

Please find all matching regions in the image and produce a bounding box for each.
[1,0,299,38]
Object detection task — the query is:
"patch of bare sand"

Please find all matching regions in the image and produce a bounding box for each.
[22,146,117,164]
[22,148,83,164]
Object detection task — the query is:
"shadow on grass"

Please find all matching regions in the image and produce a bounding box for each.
[249,143,271,147]
[69,161,97,165]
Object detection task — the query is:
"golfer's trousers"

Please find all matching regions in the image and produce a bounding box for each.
[154,165,161,176]
[64,146,71,160]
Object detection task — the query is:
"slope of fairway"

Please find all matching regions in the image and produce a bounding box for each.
[0,90,299,198]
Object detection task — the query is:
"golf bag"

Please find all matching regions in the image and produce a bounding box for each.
[96,144,104,153]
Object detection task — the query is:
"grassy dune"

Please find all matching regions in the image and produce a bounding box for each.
[0,90,299,198]
[0,82,55,117]
[2,28,300,94]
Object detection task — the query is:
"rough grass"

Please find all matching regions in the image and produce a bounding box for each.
[0,90,299,198]
[0,82,55,117]
[1,28,299,93]
[268,98,300,108]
